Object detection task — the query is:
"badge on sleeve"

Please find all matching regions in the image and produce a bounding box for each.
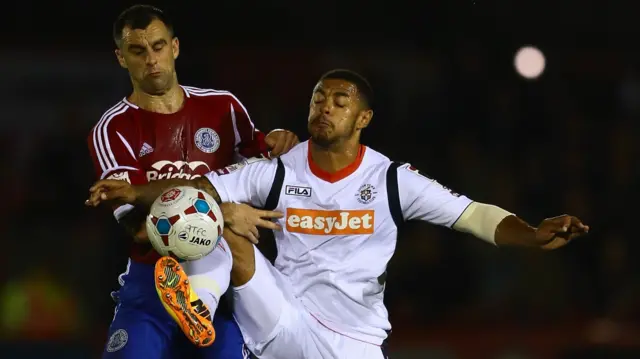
[405,164,431,180]
[404,164,460,197]
[406,165,425,177]
[215,155,269,175]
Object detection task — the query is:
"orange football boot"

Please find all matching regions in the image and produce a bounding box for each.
[154,256,215,347]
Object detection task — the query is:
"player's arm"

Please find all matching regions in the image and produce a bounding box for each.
[227,94,298,158]
[86,175,216,208]
[142,177,222,206]
[455,203,589,249]
[87,116,149,241]
[97,157,272,206]
[396,164,589,249]
[87,157,283,242]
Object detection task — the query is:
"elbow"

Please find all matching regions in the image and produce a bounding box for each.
[192,176,221,203]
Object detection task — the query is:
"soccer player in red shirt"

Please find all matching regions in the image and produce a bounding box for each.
[87,5,298,359]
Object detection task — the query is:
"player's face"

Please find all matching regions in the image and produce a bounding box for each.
[115,19,179,95]
[308,79,372,147]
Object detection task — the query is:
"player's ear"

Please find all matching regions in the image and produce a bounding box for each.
[172,37,180,60]
[356,109,373,130]
[115,48,127,69]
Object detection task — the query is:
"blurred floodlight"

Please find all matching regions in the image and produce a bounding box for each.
[514,46,545,80]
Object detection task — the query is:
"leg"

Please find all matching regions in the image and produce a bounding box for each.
[224,229,286,344]
[309,315,388,359]
[224,230,308,358]
[102,304,174,359]
[154,239,233,347]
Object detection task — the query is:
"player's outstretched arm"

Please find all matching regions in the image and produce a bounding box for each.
[86,177,207,207]
[453,203,590,249]
[86,176,283,244]
[395,163,589,250]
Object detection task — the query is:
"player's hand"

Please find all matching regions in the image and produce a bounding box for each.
[535,215,590,250]
[220,203,283,244]
[265,129,299,157]
[86,179,137,207]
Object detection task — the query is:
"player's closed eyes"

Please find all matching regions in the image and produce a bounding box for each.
[129,47,145,55]
[152,40,168,52]
[312,95,347,108]
[335,97,347,107]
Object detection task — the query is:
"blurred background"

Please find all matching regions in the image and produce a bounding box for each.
[2,0,639,358]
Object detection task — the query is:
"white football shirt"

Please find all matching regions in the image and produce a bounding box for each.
[205,141,473,345]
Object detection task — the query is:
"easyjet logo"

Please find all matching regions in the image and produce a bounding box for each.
[286,208,374,235]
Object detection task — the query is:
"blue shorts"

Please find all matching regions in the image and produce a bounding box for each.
[102,259,249,359]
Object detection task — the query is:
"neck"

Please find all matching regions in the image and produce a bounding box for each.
[309,137,361,173]
[129,75,184,114]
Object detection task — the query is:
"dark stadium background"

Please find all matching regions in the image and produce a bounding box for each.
[1,1,639,358]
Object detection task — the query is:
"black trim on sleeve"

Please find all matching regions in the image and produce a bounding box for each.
[263,158,285,211]
[386,161,404,227]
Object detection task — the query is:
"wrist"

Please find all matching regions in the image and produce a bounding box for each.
[129,186,139,205]
[532,225,556,248]
[219,203,234,225]
[495,215,538,247]
[131,185,143,206]
[527,226,542,247]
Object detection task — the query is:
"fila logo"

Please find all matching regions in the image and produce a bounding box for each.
[285,185,312,197]
[286,208,374,235]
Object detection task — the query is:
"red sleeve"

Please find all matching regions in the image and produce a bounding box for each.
[87,109,147,220]
[228,94,270,159]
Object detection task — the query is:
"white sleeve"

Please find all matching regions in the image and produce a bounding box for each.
[397,163,473,227]
[204,156,278,207]
[182,239,233,315]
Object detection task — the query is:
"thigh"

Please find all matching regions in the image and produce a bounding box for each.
[102,304,175,359]
[249,307,314,359]
[309,317,387,359]
[232,245,294,347]
[232,245,323,359]
[339,340,387,359]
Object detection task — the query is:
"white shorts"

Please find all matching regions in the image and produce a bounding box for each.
[232,245,387,359]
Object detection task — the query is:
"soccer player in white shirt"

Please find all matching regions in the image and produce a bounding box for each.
[87,69,590,359]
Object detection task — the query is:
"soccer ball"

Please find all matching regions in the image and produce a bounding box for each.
[146,186,224,261]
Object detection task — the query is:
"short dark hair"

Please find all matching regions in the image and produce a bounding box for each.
[113,5,174,46]
[319,69,374,110]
